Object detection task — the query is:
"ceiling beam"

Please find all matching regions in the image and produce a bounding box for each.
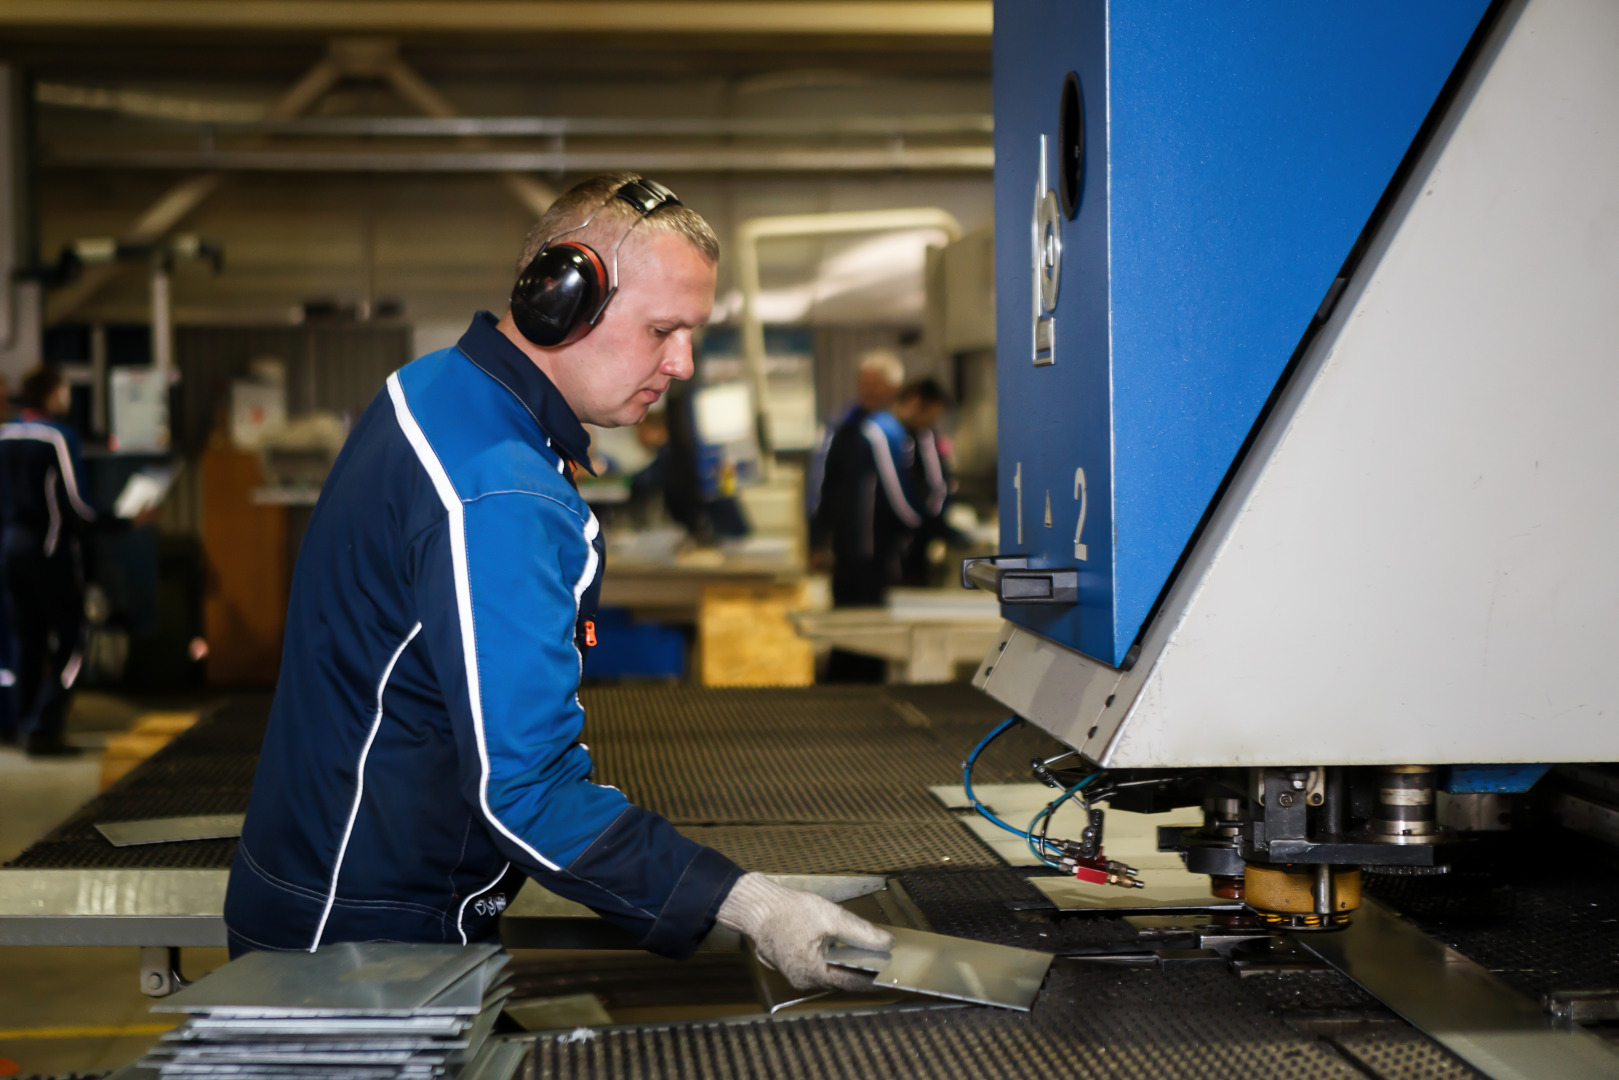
[43,146,994,173]
[374,46,555,217]
[0,2,991,37]
[37,100,994,138]
[44,54,342,324]
[44,37,560,323]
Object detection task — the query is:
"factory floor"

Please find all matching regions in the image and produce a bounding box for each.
[0,692,230,1078]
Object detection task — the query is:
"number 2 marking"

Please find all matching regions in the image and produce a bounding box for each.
[1073,467,1088,561]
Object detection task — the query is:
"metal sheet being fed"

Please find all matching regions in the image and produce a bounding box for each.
[1300,899,1619,1080]
[826,926,1053,1011]
[153,942,499,1016]
[1029,874,1243,914]
[95,814,246,847]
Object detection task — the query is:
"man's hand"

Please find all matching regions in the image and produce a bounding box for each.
[717,872,895,992]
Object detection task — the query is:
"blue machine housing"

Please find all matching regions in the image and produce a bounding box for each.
[993,1,1490,666]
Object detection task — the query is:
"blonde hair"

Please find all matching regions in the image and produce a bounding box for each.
[859,349,906,388]
[516,172,720,278]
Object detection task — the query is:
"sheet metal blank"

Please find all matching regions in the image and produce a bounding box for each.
[826,925,1053,1011]
[153,942,499,1016]
[1299,899,1619,1080]
[95,814,247,848]
[1030,874,1243,914]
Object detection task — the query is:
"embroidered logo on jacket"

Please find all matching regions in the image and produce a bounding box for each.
[472,893,509,917]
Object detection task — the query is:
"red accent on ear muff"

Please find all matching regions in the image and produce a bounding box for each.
[562,241,608,293]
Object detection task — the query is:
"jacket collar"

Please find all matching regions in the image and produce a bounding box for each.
[456,311,594,475]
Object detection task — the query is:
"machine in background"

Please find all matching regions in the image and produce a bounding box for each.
[964,0,1619,930]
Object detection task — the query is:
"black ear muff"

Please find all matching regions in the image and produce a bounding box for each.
[510,177,682,347]
[511,241,608,347]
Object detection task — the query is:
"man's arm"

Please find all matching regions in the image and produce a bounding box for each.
[20,421,98,525]
[410,491,741,958]
[859,417,923,528]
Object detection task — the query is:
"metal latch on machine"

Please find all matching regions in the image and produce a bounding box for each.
[960,555,1078,605]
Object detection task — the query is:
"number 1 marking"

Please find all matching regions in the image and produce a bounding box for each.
[1073,467,1089,560]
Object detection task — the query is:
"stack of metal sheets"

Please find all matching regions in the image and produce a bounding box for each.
[138,943,518,1080]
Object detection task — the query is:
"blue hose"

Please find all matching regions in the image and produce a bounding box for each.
[961,717,1034,838]
[1026,772,1101,866]
[964,717,1105,869]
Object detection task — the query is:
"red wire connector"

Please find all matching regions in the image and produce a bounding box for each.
[1062,852,1144,889]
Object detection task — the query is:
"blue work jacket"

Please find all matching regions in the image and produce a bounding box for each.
[0,414,98,558]
[224,313,743,956]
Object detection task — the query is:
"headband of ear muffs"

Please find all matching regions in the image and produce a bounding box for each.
[510,178,682,348]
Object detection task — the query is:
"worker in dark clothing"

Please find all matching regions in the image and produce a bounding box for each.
[0,373,14,742]
[811,366,951,681]
[225,173,890,989]
[806,349,904,533]
[0,366,97,756]
[893,379,961,586]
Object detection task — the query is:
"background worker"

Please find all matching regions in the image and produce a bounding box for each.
[0,367,99,756]
[810,363,951,682]
[225,173,891,990]
[890,378,962,586]
[806,348,905,536]
[0,373,14,743]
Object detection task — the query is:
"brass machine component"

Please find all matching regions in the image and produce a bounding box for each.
[1371,765,1442,844]
[1244,863,1362,931]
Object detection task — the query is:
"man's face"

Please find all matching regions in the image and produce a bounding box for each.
[895,397,946,433]
[524,230,716,428]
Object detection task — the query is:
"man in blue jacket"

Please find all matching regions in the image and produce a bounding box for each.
[810,365,951,681]
[225,173,890,991]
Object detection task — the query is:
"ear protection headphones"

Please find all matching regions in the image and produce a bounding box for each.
[510,177,683,347]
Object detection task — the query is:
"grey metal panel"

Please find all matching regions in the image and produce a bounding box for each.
[154,942,498,1015]
[96,814,245,847]
[1301,900,1619,1080]
[979,0,1619,768]
[0,868,229,946]
[975,621,1120,761]
[1030,876,1242,914]
[826,925,1053,1011]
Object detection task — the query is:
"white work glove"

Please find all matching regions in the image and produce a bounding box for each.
[716,872,896,992]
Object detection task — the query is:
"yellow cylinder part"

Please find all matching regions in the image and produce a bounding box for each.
[1243,864,1362,914]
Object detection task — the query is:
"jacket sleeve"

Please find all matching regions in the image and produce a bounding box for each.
[55,425,99,526]
[859,418,923,528]
[806,426,837,549]
[410,491,742,958]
